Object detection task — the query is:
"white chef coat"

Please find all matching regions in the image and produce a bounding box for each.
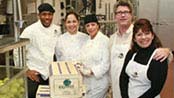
[126,50,160,98]
[109,24,133,98]
[55,31,88,61]
[80,31,110,98]
[20,20,61,80]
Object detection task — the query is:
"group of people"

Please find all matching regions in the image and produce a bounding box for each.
[19,1,172,98]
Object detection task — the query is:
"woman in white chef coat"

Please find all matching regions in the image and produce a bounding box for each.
[55,11,88,61]
[79,14,110,98]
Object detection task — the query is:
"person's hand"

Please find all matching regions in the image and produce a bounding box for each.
[26,69,40,82]
[75,63,92,77]
[80,68,92,77]
[153,48,170,62]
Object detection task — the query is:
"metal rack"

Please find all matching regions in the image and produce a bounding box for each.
[0,37,29,98]
[0,37,29,67]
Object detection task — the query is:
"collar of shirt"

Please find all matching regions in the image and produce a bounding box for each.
[37,20,54,30]
[66,31,80,38]
[89,31,103,41]
[37,20,57,37]
[116,24,133,37]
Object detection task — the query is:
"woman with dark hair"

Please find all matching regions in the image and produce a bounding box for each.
[120,18,168,98]
[78,14,110,98]
[55,11,88,61]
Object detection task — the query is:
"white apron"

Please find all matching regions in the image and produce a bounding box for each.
[126,50,160,98]
[110,24,133,98]
[110,37,131,98]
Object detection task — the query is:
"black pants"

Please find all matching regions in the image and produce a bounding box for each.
[27,75,48,98]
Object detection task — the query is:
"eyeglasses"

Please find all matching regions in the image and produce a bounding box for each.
[115,11,131,16]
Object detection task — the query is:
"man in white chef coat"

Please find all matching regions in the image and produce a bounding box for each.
[19,3,61,98]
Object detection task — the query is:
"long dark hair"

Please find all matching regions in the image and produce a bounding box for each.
[131,18,162,52]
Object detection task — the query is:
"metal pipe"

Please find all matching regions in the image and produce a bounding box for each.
[13,0,18,42]
[17,0,22,21]
[13,0,23,67]
[105,3,107,20]
[109,3,110,20]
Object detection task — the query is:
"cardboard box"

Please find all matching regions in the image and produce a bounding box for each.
[49,61,85,98]
[36,85,50,98]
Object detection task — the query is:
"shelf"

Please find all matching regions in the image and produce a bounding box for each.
[0,37,30,53]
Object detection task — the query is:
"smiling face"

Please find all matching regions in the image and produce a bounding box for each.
[39,11,54,27]
[131,18,162,51]
[64,14,79,34]
[134,29,154,48]
[85,22,99,39]
[115,6,133,27]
